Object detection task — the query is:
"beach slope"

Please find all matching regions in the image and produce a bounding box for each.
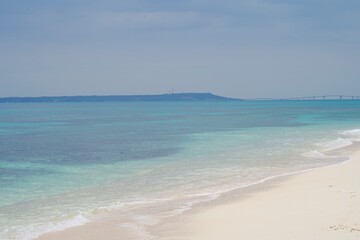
[180,150,360,240]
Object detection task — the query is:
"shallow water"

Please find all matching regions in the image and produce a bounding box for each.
[0,101,360,239]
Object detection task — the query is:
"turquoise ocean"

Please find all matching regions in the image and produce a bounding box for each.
[1,101,360,239]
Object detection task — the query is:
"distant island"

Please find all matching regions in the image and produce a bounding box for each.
[0,93,240,103]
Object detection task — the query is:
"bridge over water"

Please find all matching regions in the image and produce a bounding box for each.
[247,95,360,101]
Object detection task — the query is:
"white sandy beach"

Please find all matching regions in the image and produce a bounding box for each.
[38,149,360,240]
[177,149,360,240]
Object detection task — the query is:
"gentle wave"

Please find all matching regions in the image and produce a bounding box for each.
[342,128,360,141]
[312,128,360,153]
[8,214,89,240]
[4,128,360,240]
[115,153,354,239]
[303,129,360,159]
[315,137,353,152]
[302,150,331,158]
[124,129,359,239]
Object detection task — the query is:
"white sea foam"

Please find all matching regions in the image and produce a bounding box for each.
[308,129,360,155]
[302,150,330,158]
[90,202,125,214]
[45,213,89,233]
[315,137,353,152]
[342,129,360,141]
[13,213,89,240]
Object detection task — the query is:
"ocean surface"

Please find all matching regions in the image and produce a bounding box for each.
[1,101,360,239]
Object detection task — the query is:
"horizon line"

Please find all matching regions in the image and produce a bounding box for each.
[0,93,360,101]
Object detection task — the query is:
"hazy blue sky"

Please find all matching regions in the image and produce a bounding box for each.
[1,0,359,98]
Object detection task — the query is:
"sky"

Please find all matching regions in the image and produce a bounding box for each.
[0,0,360,98]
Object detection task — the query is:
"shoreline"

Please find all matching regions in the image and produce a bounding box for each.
[36,147,360,240]
[163,149,360,240]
